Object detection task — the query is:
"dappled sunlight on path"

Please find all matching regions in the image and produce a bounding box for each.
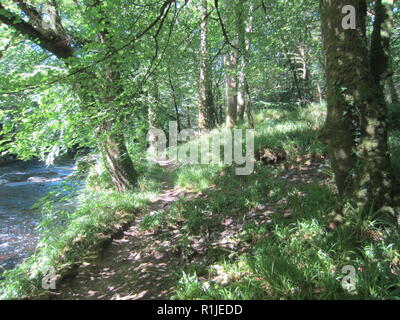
[52,161,190,300]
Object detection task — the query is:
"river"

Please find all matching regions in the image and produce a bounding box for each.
[0,160,77,271]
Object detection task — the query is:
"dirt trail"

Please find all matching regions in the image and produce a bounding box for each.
[53,161,189,300]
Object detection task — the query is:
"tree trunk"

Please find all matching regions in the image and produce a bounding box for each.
[236,0,254,126]
[98,122,138,192]
[237,64,246,123]
[214,82,224,126]
[370,0,394,87]
[297,43,314,103]
[224,52,238,129]
[383,30,400,104]
[198,0,215,130]
[168,70,182,132]
[319,0,397,220]
[386,76,399,104]
[288,57,304,104]
[236,0,247,123]
[148,74,159,129]
[95,31,139,192]
[245,82,255,128]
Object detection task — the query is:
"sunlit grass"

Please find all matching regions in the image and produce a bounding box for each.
[169,103,400,300]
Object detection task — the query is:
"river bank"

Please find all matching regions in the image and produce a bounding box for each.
[0,157,162,300]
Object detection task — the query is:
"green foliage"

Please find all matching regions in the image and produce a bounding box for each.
[0,0,399,301]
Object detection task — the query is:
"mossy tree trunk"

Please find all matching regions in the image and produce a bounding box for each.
[94,31,139,193]
[98,121,138,193]
[319,0,398,222]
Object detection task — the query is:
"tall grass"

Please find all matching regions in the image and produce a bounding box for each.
[168,103,400,300]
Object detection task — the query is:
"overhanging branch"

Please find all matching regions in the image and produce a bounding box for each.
[0,3,74,59]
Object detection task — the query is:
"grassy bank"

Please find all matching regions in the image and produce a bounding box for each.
[151,103,400,300]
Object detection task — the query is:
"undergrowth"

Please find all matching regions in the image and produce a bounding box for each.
[165,103,400,300]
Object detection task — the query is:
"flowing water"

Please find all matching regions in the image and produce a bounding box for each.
[0,160,77,271]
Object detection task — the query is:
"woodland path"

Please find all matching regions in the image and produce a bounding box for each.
[52,161,191,300]
[50,157,328,300]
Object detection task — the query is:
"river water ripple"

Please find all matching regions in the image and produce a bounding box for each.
[0,160,76,271]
